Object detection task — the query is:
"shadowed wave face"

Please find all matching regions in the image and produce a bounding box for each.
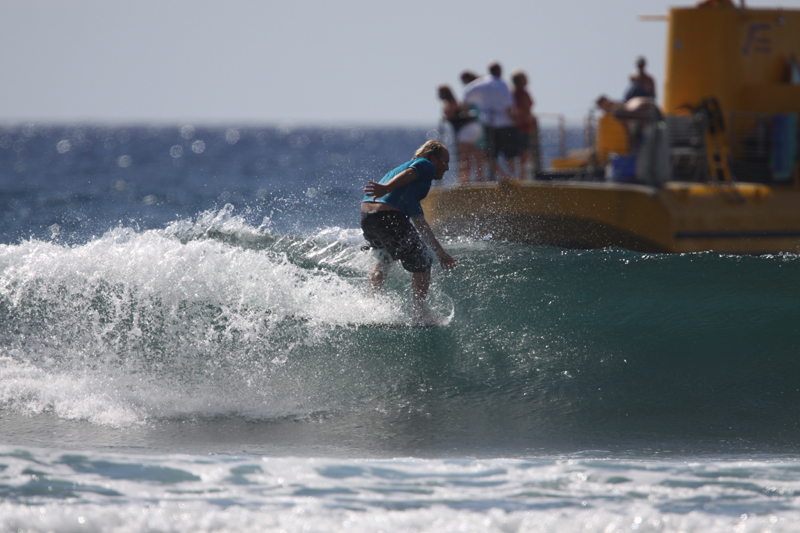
[2,208,799,456]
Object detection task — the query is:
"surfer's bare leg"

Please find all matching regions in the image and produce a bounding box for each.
[411,270,432,319]
[368,262,391,294]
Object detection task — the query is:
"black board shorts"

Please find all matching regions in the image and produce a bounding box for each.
[360,210,432,273]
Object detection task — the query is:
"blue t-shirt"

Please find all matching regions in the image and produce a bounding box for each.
[361,158,435,218]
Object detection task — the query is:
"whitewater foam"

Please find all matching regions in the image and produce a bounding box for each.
[3,447,800,533]
[0,212,426,427]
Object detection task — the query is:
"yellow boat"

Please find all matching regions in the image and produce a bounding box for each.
[423,0,800,254]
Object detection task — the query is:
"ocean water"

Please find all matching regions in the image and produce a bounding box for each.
[1,123,800,532]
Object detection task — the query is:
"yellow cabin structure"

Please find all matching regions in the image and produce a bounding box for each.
[664,3,800,116]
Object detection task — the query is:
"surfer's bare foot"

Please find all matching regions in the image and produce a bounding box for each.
[411,308,440,327]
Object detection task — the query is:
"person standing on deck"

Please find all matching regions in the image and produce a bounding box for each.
[625,56,656,101]
[463,61,516,180]
[510,69,538,178]
[458,70,487,182]
[438,85,481,183]
[360,140,457,325]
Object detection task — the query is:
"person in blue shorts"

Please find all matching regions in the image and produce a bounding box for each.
[361,140,457,324]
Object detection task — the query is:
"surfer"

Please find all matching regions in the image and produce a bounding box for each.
[361,140,457,325]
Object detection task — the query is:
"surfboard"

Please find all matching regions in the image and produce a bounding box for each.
[342,285,454,330]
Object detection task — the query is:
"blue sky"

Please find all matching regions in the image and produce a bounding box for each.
[1,0,798,126]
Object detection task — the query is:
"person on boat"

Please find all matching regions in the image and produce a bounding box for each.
[460,70,479,86]
[596,94,659,152]
[361,140,457,324]
[463,61,516,180]
[438,85,482,183]
[510,69,540,178]
[458,70,487,181]
[625,56,656,101]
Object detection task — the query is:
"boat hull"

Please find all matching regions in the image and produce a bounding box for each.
[421,180,800,254]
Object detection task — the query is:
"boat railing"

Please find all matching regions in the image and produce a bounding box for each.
[533,112,593,180]
[536,113,567,161]
[437,111,571,182]
[664,114,707,182]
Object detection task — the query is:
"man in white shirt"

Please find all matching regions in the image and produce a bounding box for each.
[463,61,517,180]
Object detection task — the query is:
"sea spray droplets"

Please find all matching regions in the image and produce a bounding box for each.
[56,140,71,153]
[225,128,240,144]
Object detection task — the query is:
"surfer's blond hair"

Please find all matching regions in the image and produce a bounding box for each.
[414,140,448,162]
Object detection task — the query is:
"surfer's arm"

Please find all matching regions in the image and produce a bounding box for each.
[364,168,417,199]
[411,215,457,270]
